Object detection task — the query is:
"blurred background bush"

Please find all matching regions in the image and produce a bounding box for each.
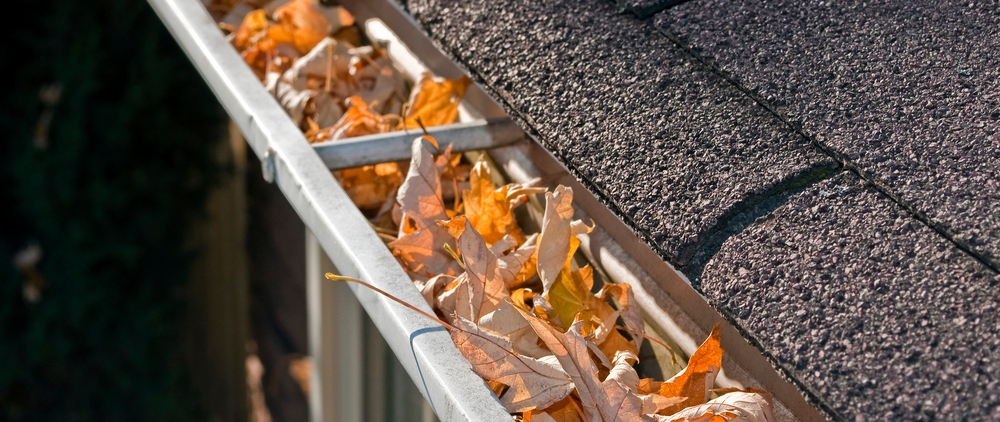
[1,0,227,419]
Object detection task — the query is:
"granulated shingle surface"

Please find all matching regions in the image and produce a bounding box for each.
[657,0,1000,269]
[401,0,834,265]
[702,173,1000,420]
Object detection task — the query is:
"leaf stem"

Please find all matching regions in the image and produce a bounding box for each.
[325,273,455,331]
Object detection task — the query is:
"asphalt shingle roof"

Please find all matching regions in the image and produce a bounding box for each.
[399,0,1000,419]
[702,172,1000,420]
[657,0,1000,270]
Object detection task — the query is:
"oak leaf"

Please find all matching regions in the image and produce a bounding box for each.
[658,323,724,415]
[404,72,471,129]
[450,316,574,413]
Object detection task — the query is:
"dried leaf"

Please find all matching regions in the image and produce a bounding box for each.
[397,136,448,226]
[520,310,643,422]
[463,156,545,246]
[536,186,592,295]
[525,396,584,422]
[480,304,549,359]
[451,316,574,413]
[233,9,269,51]
[314,96,392,142]
[284,37,352,92]
[390,137,460,279]
[599,283,644,351]
[498,235,537,289]
[659,324,724,415]
[272,0,331,54]
[447,217,506,321]
[659,391,775,422]
[264,72,314,126]
[404,72,471,129]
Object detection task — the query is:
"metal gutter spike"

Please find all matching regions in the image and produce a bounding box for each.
[145,0,511,420]
[313,118,523,170]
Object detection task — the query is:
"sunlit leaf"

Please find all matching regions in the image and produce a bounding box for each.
[659,324,724,415]
[404,72,471,129]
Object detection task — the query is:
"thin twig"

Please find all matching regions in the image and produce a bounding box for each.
[325,273,455,330]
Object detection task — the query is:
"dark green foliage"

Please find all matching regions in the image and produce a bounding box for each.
[0,0,226,420]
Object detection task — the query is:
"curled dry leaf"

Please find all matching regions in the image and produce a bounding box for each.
[658,390,776,422]
[450,316,574,413]
[390,137,461,280]
[599,283,644,352]
[404,72,472,129]
[314,95,392,142]
[657,323,724,415]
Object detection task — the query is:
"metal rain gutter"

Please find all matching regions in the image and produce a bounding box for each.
[147,0,511,420]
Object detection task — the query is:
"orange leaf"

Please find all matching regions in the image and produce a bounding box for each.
[315,96,392,142]
[462,156,545,246]
[659,323,724,415]
[273,0,331,54]
[404,72,471,129]
[233,9,269,51]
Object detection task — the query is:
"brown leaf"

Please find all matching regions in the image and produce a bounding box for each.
[447,217,506,321]
[396,136,447,227]
[390,137,460,279]
[450,316,574,413]
[314,95,392,142]
[498,235,537,290]
[536,186,575,294]
[658,390,775,422]
[520,311,643,422]
[599,283,645,351]
[404,72,471,129]
[659,324,724,415]
[478,303,548,358]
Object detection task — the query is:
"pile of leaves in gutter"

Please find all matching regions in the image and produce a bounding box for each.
[218,0,470,209]
[215,1,776,420]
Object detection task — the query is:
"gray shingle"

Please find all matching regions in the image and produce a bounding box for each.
[702,172,1000,421]
[658,0,1000,269]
